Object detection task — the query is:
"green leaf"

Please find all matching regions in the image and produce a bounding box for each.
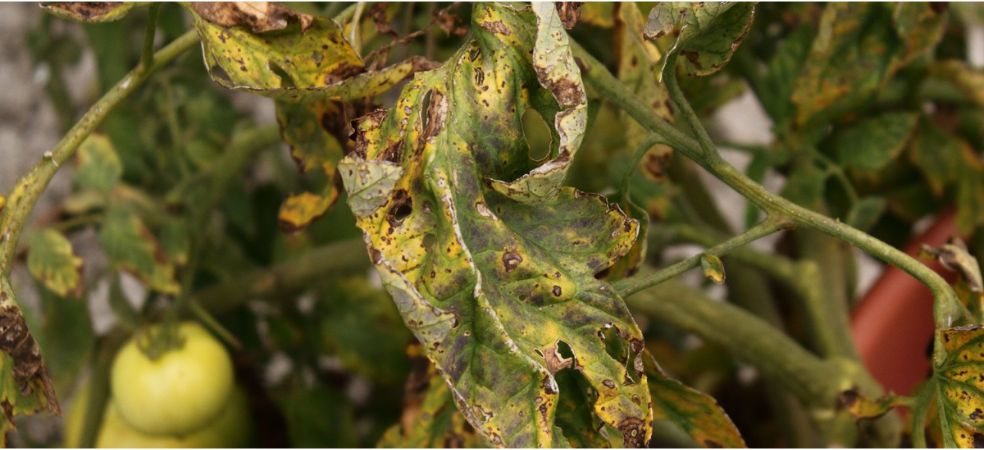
[791,4,902,126]
[0,276,59,435]
[75,134,122,193]
[908,120,965,196]
[834,112,918,172]
[275,381,357,447]
[957,160,984,234]
[340,4,652,447]
[644,2,756,76]
[845,197,887,232]
[890,3,948,74]
[33,287,95,395]
[757,27,814,125]
[99,208,180,295]
[42,3,138,22]
[936,61,984,109]
[27,229,83,298]
[699,254,726,284]
[649,369,746,448]
[935,326,984,447]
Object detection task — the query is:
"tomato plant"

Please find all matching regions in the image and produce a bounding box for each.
[0,1,983,448]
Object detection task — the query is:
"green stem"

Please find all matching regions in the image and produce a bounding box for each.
[573,42,962,348]
[626,279,847,405]
[193,239,371,313]
[0,30,199,274]
[140,3,161,70]
[614,217,790,297]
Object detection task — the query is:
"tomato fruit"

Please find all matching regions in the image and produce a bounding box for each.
[111,322,234,435]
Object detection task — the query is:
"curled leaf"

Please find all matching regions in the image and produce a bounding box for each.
[27,229,83,298]
[923,238,983,293]
[644,2,756,76]
[42,2,138,22]
[0,276,60,431]
[341,4,652,446]
[192,2,313,33]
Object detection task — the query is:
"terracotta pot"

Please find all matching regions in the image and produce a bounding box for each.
[851,210,960,395]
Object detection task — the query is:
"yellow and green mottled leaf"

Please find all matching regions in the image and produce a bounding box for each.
[27,229,83,298]
[845,196,886,232]
[99,208,179,294]
[75,134,122,193]
[0,276,59,434]
[936,326,984,447]
[699,254,726,284]
[42,2,138,22]
[889,3,947,75]
[644,2,756,77]
[579,3,614,28]
[834,112,918,172]
[648,366,745,448]
[278,189,339,233]
[340,4,652,447]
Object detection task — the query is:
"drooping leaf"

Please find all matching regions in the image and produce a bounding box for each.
[935,326,984,447]
[647,362,745,448]
[644,2,756,76]
[26,229,83,298]
[42,2,138,22]
[834,112,918,172]
[75,134,122,194]
[340,4,652,447]
[99,207,180,295]
[923,239,983,295]
[378,352,488,448]
[0,276,59,434]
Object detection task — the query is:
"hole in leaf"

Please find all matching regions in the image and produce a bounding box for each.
[522,108,553,162]
[386,189,412,228]
[599,325,629,365]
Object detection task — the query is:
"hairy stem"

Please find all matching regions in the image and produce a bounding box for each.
[573,42,962,352]
[0,30,199,273]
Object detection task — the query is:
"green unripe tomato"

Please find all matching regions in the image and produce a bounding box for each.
[96,388,250,448]
[110,322,234,436]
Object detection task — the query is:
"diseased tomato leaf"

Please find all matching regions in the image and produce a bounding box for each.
[42,2,139,23]
[74,134,122,194]
[340,4,652,447]
[935,326,984,447]
[99,208,179,295]
[833,112,918,172]
[27,229,83,298]
[644,2,756,77]
[649,369,746,448]
[192,4,434,231]
[0,276,60,432]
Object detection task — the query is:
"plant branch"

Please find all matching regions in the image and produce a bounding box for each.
[0,30,199,273]
[573,42,963,350]
[140,3,161,70]
[625,279,847,405]
[614,217,790,297]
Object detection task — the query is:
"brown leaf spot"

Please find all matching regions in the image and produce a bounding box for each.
[501,251,523,273]
[386,189,413,228]
[0,305,59,414]
[618,417,647,447]
[192,2,314,33]
[555,2,582,29]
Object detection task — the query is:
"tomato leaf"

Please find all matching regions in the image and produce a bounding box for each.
[27,229,83,298]
[649,369,746,447]
[99,208,180,295]
[340,4,652,446]
[935,326,984,447]
[0,276,59,434]
[42,2,138,22]
[833,112,918,172]
[699,254,726,284]
[75,134,122,194]
[644,2,756,77]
